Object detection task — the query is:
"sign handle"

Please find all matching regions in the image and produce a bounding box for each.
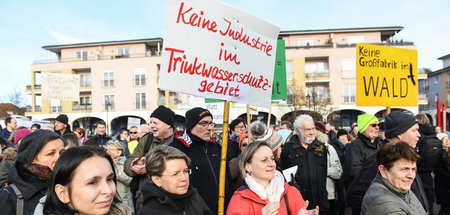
[267,103,272,128]
[386,106,391,115]
[247,104,251,126]
[218,101,230,215]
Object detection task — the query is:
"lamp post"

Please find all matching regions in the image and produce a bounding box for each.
[306,93,311,111]
[106,101,111,136]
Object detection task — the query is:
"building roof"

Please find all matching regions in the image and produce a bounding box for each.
[438,54,450,60]
[279,26,403,41]
[0,103,25,119]
[427,66,450,77]
[42,37,163,54]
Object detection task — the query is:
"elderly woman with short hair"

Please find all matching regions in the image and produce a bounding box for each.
[361,141,427,214]
[106,140,134,214]
[139,145,213,215]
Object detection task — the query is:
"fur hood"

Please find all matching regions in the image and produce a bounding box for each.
[2,147,16,160]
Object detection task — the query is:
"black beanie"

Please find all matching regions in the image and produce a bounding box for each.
[385,112,418,139]
[185,107,213,131]
[150,106,175,128]
[55,114,68,125]
[337,129,348,137]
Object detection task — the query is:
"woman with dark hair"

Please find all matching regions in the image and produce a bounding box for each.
[36,146,131,215]
[0,129,65,214]
[361,142,426,214]
[62,133,80,149]
[227,141,318,215]
[139,145,213,215]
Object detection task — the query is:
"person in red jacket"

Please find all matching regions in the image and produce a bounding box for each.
[227,141,318,215]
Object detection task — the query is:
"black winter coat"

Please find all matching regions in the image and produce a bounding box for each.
[139,182,214,215]
[280,134,329,211]
[342,133,381,188]
[85,134,112,147]
[434,150,450,205]
[169,131,233,214]
[0,161,49,214]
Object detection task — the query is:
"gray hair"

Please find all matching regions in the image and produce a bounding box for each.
[248,121,267,141]
[106,140,124,155]
[294,114,314,131]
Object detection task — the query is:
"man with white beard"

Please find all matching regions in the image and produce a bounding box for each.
[281,114,329,214]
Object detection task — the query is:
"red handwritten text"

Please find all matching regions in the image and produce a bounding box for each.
[219,42,240,65]
[198,80,240,97]
[176,2,218,33]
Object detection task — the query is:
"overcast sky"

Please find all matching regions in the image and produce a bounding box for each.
[1,0,449,105]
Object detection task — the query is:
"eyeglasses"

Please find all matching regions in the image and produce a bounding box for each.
[235,125,246,129]
[370,124,379,128]
[198,121,215,128]
[130,132,137,134]
[161,169,192,179]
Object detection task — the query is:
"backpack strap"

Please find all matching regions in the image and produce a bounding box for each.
[10,184,24,215]
[143,133,154,154]
[284,193,292,215]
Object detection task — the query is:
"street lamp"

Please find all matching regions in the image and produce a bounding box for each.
[106,101,111,136]
[306,93,311,110]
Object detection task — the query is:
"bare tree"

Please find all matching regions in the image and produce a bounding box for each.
[1,86,25,107]
[285,83,334,121]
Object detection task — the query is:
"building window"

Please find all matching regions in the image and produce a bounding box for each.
[80,96,91,105]
[287,86,294,105]
[134,68,146,86]
[286,61,293,81]
[103,70,114,87]
[342,58,356,78]
[343,84,356,103]
[435,76,438,84]
[448,92,450,106]
[135,92,146,110]
[51,99,61,113]
[80,73,91,87]
[75,51,88,61]
[306,85,330,102]
[305,61,329,77]
[298,38,314,46]
[117,48,130,58]
[448,74,450,88]
[104,94,114,111]
[347,36,365,44]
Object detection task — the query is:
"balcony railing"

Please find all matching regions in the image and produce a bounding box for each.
[286,44,333,49]
[337,41,414,48]
[33,52,161,64]
[26,85,41,90]
[35,106,42,112]
[73,104,92,110]
[418,93,427,100]
[305,70,329,77]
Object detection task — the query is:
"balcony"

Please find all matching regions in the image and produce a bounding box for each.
[337,41,414,48]
[286,44,333,49]
[73,104,92,110]
[33,52,161,64]
[35,106,42,112]
[26,84,41,90]
[305,70,329,77]
[418,93,427,100]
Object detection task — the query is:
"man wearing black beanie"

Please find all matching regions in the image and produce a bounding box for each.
[170,107,233,214]
[54,114,71,135]
[347,112,428,214]
[124,105,176,212]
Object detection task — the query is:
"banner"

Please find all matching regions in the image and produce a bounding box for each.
[159,0,280,108]
[41,73,80,101]
[271,39,287,100]
[356,44,418,106]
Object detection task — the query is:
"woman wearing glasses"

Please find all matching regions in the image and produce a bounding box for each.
[139,145,214,215]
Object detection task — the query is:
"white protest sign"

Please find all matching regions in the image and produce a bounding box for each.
[42,73,80,101]
[159,0,280,108]
[127,117,141,129]
[189,95,226,124]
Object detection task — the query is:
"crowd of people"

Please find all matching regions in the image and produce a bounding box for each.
[0,107,449,215]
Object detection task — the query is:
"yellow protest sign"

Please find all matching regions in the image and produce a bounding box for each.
[356,44,418,107]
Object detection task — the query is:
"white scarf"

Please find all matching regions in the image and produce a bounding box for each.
[245,170,285,203]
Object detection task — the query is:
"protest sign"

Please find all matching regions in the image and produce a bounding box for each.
[271,39,287,100]
[356,44,418,106]
[127,117,141,129]
[42,73,80,101]
[159,0,280,108]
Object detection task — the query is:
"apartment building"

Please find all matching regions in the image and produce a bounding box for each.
[26,26,421,133]
[419,54,450,128]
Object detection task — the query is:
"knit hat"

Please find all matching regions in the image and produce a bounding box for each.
[314,121,326,133]
[437,133,448,141]
[385,112,418,139]
[185,107,213,131]
[15,128,31,145]
[255,129,283,151]
[337,129,348,137]
[150,106,175,128]
[55,114,68,125]
[357,113,379,133]
[239,134,249,149]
